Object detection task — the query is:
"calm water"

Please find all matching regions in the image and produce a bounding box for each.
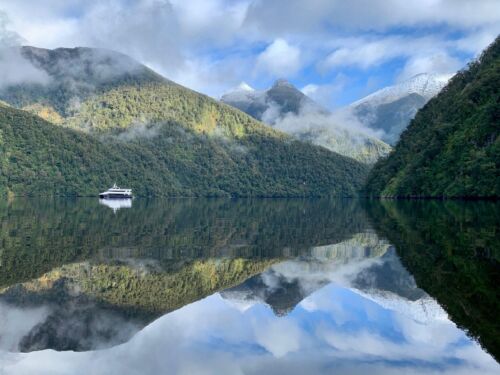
[0,198,498,374]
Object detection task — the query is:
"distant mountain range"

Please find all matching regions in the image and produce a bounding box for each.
[351,73,448,145]
[222,73,448,160]
[0,46,368,197]
[222,79,391,164]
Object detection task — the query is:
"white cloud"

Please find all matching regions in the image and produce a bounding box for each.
[300,74,348,108]
[0,47,51,88]
[320,36,447,71]
[169,0,248,45]
[301,84,318,97]
[397,52,462,81]
[255,38,301,77]
[0,14,51,88]
[0,0,498,103]
[244,0,500,34]
[0,303,49,351]
[253,318,303,357]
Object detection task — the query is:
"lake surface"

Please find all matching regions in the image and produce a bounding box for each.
[0,198,498,374]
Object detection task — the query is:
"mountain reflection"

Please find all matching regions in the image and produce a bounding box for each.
[0,198,498,375]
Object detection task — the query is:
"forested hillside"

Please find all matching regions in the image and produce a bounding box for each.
[0,47,368,197]
[365,37,499,198]
[0,104,368,197]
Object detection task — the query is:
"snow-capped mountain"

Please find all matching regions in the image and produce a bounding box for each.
[352,73,449,107]
[351,73,449,145]
[221,79,391,164]
[220,82,264,109]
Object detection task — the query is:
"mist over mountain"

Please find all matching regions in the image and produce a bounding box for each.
[351,73,448,145]
[0,46,368,197]
[221,79,391,164]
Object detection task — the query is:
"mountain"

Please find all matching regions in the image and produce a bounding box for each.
[351,73,448,144]
[0,46,369,197]
[221,79,391,164]
[365,37,500,198]
[221,79,324,121]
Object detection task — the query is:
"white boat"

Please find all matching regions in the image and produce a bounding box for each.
[99,184,132,199]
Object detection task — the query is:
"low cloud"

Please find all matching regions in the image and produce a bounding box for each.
[0,303,49,352]
[300,74,349,108]
[272,101,386,142]
[0,48,51,88]
[397,52,462,82]
[111,121,162,142]
[255,39,301,77]
[0,12,50,89]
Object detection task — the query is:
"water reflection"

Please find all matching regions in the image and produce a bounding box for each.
[365,200,500,361]
[0,198,369,352]
[98,198,132,212]
[0,198,498,374]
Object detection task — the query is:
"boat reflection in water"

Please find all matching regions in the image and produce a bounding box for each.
[99,198,133,213]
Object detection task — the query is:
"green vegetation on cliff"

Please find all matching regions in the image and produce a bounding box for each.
[365,37,500,198]
[0,46,368,197]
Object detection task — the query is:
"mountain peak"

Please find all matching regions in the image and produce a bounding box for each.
[351,72,448,109]
[272,78,295,89]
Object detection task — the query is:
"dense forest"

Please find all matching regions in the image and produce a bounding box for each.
[366,200,500,360]
[0,47,368,197]
[365,37,500,198]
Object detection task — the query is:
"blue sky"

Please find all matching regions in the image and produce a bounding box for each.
[0,0,499,108]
